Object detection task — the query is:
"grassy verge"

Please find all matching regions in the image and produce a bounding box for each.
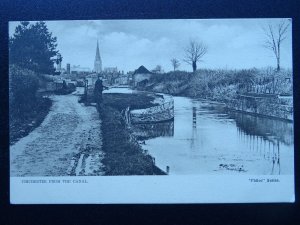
[138,68,293,103]
[9,97,52,145]
[103,93,158,110]
[100,93,166,175]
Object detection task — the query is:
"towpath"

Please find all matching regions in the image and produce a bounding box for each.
[10,88,104,176]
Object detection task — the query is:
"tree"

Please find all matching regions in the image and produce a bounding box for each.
[262,19,290,71]
[184,40,207,72]
[152,65,163,73]
[9,21,59,74]
[9,65,39,112]
[170,58,180,71]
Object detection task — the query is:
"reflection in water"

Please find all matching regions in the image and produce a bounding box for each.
[237,127,282,175]
[103,87,135,94]
[233,112,293,145]
[143,97,294,175]
[131,121,174,141]
[234,112,294,175]
[193,106,197,127]
[191,107,197,150]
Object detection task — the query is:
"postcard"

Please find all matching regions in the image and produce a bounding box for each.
[9,19,294,203]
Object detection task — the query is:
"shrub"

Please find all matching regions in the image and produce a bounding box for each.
[9,65,39,114]
[150,71,192,83]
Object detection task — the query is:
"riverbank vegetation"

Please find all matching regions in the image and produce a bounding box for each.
[139,68,293,104]
[9,21,60,145]
[100,93,166,175]
[9,65,52,144]
[103,93,158,110]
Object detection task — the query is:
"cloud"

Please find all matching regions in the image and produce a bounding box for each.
[9,19,293,72]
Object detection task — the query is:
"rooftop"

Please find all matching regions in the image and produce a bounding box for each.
[133,65,152,75]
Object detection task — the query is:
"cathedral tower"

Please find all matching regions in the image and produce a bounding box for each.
[94,40,102,73]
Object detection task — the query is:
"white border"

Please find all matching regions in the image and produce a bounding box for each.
[10,175,295,204]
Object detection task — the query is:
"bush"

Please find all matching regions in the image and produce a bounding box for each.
[258,68,293,95]
[54,81,76,95]
[9,65,39,114]
[150,70,192,83]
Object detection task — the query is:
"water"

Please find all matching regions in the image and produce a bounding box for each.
[143,97,294,175]
[105,88,294,175]
[103,87,135,94]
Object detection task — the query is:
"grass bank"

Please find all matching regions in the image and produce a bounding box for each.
[100,93,166,175]
[9,97,52,145]
[138,68,293,103]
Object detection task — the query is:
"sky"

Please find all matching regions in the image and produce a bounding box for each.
[9,19,293,73]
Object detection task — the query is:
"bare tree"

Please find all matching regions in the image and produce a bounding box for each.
[170,58,180,71]
[263,19,290,71]
[184,40,207,72]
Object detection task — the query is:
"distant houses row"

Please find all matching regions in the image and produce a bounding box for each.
[56,64,119,76]
[52,61,158,90]
[58,65,156,88]
[101,65,154,87]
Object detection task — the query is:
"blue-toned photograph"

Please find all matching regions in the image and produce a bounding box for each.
[9,19,294,177]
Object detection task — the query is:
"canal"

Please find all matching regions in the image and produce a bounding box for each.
[105,88,294,175]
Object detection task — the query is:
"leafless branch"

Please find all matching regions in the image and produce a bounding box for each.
[171,58,180,71]
[262,19,290,71]
[184,40,208,72]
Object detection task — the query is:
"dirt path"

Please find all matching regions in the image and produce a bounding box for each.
[10,88,104,176]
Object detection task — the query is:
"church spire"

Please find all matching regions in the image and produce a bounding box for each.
[94,40,102,73]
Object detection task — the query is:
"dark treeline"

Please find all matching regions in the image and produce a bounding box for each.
[9,21,59,144]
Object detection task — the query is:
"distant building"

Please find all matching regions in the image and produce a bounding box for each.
[104,67,118,74]
[101,67,119,85]
[85,73,98,87]
[71,65,91,74]
[94,40,102,73]
[132,65,153,87]
[66,63,71,74]
[115,74,129,85]
[55,53,62,72]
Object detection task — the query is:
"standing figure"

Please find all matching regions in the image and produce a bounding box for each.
[94,77,108,111]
